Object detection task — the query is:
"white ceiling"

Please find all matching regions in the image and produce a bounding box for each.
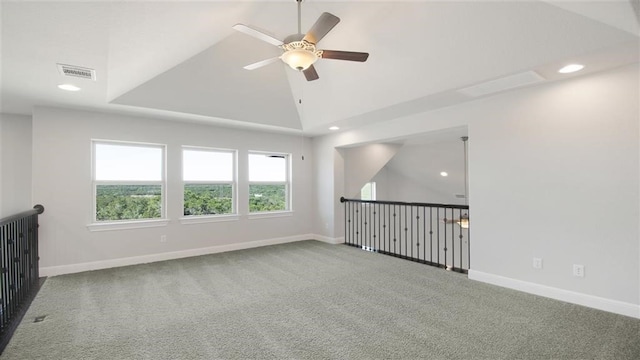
[1,1,638,136]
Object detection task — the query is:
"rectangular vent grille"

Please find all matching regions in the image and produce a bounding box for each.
[57,64,96,81]
[455,194,467,199]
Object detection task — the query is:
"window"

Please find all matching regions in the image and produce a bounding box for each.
[361,182,376,201]
[93,141,165,222]
[248,152,290,213]
[182,147,235,216]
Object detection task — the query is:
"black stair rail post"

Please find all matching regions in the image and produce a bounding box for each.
[0,204,45,353]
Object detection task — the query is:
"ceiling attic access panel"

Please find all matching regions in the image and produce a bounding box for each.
[111,33,301,130]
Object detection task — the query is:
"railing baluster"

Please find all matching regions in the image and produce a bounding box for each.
[392,205,396,255]
[429,207,433,264]
[373,203,377,250]
[403,206,407,257]
[357,205,360,248]
[363,204,367,249]
[368,203,372,250]
[382,204,386,252]
[416,206,419,261]
[410,206,414,259]
[422,207,427,261]
[386,204,389,253]
[437,208,440,266]
[443,208,448,269]
[451,208,455,271]
[459,209,463,271]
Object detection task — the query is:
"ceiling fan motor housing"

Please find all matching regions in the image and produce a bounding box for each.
[283,33,305,44]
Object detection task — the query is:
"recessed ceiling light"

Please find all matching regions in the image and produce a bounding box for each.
[329,126,340,131]
[58,84,81,91]
[440,172,448,177]
[558,64,584,74]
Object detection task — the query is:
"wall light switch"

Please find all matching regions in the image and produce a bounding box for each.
[533,258,543,269]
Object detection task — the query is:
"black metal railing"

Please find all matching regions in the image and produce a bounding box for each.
[341,197,469,273]
[0,205,44,351]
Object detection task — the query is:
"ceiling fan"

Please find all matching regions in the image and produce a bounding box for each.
[232,0,369,81]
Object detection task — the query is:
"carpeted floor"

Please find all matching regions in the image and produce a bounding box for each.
[1,240,639,359]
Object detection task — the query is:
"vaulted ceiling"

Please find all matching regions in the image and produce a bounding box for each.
[1,1,638,136]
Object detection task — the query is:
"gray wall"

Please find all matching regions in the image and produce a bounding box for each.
[31,107,314,272]
[0,113,32,218]
[312,64,639,315]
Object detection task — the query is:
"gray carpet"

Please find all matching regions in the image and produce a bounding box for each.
[1,240,638,359]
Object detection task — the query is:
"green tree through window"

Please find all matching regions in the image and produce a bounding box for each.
[93,141,165,222]
[182,148,235,216]
[248,153,290,213]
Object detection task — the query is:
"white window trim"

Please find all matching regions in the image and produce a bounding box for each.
[87,219,170,232]
[361,181,377,201]
[182,147,237,218]
[179,214,240,225]
[247,210,293,220]
[91,140,167,227]
[248,152,292,213]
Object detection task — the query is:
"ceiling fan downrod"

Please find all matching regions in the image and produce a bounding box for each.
[297,0,302,35]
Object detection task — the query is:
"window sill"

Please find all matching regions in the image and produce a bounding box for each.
[180,214,239,225]
[247,211,293,220]
[87,219,170,232]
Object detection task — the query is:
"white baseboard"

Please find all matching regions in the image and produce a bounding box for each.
[468,270,640,319]
[40,234,319,277]
[312,234,345,244]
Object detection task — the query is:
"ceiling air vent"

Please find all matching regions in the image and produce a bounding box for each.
[57,64,96,81]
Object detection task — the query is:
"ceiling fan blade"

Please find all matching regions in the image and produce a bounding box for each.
[244,57,281,70]
[303,12,340,45]
[232,24,283,46]
[321,50,369,62]
[303,65,319,81]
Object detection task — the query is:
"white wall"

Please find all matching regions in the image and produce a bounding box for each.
[373,166,464,204]
[32,107,314,273]
[341,143,401,198]
[312,64,639,317]
[0,113,32,218]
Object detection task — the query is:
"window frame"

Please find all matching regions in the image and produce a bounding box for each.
[248,151,292,214]
[181,146,237,219]
[91,139,167,225]
[361,181,377,201]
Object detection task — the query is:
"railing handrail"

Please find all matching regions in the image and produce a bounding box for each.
[0,205,45,227]
[340,197,469,210]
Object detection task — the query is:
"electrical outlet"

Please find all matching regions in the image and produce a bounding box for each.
[573,264,584,277]
[160,235,167,243]
[533,258,543,269]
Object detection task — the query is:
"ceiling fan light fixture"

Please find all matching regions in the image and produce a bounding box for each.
[281,49,318,71]
[280,40,322,71]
